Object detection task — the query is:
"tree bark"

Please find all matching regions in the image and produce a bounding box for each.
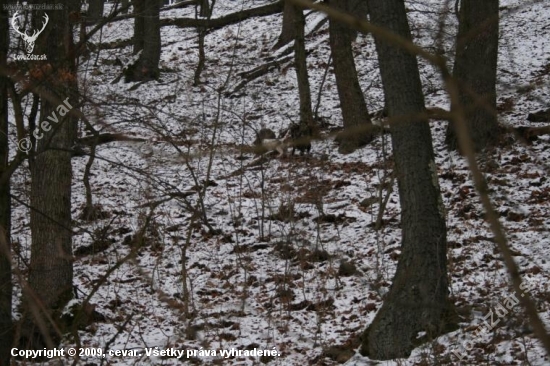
[361,0,454,359]
[0,5,13,364]
[328,0,373,154]
[133,0,145,54]
[273,2,296,49]
[446,0,500,152]
[293,5,314,132]
[193,0,214,85]
[127,0,161,81]
[22,0,76,349]
[121,0,129,15]
[141,0,161,78]
[88,0,104,24]
[198,0,214,17]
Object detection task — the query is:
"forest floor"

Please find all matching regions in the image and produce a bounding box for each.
[8,0,550,365]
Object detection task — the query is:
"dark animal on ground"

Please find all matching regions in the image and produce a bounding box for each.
[287,123,312,155]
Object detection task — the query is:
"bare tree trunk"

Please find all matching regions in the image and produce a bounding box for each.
[293,5,314,132]
[273,2,296,49]
[22,0,76,349]
[446,0,500,152]
[193,29,206,85]
[0,5,13,364]
[127,0,161,81]
[140,0,161,79]
[68,0,81,14]
[133,0,145,54]
[121,0,129,14]
[328,0,373,154]
[88,0,104,24]
[361,0,454,359]
[193,0,214,85]
[198,0,213,17]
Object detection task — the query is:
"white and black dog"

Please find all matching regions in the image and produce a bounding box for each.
[253,128,292,157]
[254,124,312,157]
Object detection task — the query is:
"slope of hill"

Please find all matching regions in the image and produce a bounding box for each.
[8,0,550,364]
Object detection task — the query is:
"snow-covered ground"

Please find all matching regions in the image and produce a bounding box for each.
[7,0,550,364]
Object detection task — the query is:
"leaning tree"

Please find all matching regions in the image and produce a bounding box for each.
[328,0,374,153]
[360,0,455,359]
[446,0,500,151]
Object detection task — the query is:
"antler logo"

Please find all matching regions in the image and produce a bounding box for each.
[11,12,49,54]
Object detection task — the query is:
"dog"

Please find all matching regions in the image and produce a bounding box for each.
[253,128,277,146]
[259,138,288,156]
[254,124,312,157]
[254,128,291,156]
[287,123,312,155]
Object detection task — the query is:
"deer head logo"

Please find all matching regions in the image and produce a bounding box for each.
[11,12,49,54]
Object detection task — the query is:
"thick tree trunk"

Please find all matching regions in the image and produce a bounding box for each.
[141,0,161,77]
[22,0,76,349]
[446,0,500,152]
[0,5,13,365]
[293,5,314,132]
[88,0,104,24]
[328,0,373,154]
[361,0,454,359]
[133,0,145,54]
[273,2,296,49]
[127,0,161,81]
[121,0,129,14]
